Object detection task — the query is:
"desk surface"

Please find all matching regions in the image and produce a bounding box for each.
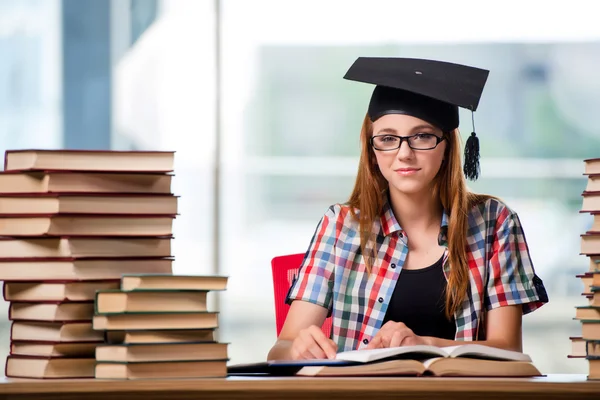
[0,374,599,400]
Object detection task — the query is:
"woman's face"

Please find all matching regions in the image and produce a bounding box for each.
[371,114,447,196]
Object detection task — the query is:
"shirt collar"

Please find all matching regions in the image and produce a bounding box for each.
[379,195,450,245]
[380,197,403,237]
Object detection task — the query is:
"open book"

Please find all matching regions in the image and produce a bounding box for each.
[333,344,532,363]
[227,344,541,377]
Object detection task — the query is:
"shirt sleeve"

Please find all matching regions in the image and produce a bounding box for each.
[485,211,549,314]
[285,205,338,311]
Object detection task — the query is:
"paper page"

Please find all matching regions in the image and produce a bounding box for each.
[336,345,445,363]
[270,359,352,366]
[421,357,443,369]
[442,344,531,362]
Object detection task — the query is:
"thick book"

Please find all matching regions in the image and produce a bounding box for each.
[582,192,600,213]
[569,337,587,358]
[95,342,228,362]
[95,289,208,313]
[4,280,120,302]
[0,194,178,215]
[0,258,172,280]
[11,321,104,342]
[4,149,174,172]
[576,306,600,321]
[120,274,228,291]
[589,340,600,357]
[331,344,532,363]
[9,301,94,322]
[11,341,101,358]
[228,344,540,378]
[581,234,600,255]
[95,360,227,379]
[587,213,600,233]
[92,311,219,330]
[587,175,600,192]
[0,236,172,259]
[0,171,173,194]
[294,357,540,377]
[0,215,174,236]
[105,329,215,344]
[582,320,600,340]
[5,355,96,378]
[586,159,600,176]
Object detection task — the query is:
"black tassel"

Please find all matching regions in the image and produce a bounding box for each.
[463,131,480,181]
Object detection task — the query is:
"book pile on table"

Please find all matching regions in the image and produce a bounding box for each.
[0,149,176,379]
[570,157,600,380]
[93,273,229,379]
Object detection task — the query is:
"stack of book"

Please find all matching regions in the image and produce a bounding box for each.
[93,273,229,379]
[1,149,176,379]
[572,158,600,380]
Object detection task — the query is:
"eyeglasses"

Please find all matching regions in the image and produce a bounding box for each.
[370,133,446,151]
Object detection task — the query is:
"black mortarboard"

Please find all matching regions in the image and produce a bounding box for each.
[343,57,490,181]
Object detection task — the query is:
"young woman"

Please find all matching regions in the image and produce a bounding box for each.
[267,57,548,361]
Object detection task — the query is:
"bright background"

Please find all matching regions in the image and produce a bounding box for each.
[1,0,599,374]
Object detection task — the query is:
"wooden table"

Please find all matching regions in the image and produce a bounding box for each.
[1,374,599,400]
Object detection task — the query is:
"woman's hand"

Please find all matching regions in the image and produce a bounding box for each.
[290,325,338,360]
[366,321,431,349]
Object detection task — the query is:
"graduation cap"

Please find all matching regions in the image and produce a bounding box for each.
[343,57,490,181]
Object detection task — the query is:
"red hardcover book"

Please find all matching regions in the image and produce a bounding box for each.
[0,213,175,236]
[584,158,600,176]
[10,320,104,342]
[3,280,121,302]
[0,236,172,259]
[4,149,175,173]
[0,193,179,216]
[5,355,96,378]
[10,340,102,358]
[0,170,174,194]
[0,257,173,281]
[8,300,95,322]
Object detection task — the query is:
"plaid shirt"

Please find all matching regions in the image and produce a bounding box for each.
[286,197,549,352]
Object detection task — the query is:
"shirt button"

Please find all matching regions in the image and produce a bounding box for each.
[391,263,396,269]
[378,297,384,303]
[363,339,369,344]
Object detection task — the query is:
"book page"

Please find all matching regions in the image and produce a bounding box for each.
[422,357,541,377]
[296,359,426,377]
[336,344,446,363]
[421,357,443,369]
[442,344,531,362]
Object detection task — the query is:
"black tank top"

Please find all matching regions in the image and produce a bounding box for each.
[382,254,456,340]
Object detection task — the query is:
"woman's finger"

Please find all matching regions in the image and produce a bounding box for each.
[305,339,328,359]
[400,335,418,346]
[365,335,383,349]
[290,346,300,360]
[390,330,410,348]
[308,326,338,359]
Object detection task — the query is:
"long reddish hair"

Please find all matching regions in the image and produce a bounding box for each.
[347,114,492,319]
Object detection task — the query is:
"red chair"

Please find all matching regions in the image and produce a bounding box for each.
[271,253,332,338]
